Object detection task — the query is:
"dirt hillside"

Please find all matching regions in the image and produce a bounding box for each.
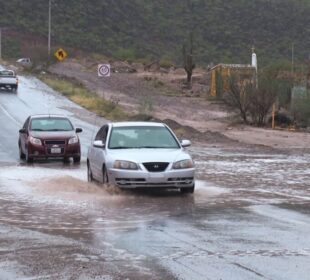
[48,59,310,150]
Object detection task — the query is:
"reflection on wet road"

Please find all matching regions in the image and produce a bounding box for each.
[0,73,310,279]
[193,147,310,204]
[1,147,310,279]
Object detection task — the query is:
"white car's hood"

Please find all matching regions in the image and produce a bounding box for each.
[107,148,190,163]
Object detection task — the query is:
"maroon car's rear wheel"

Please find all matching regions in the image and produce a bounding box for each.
[73,156,81,163]
[63,157,70,163]
[25,149,33,163]
[19,143,25,159]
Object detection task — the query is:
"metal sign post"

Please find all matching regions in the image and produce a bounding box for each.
[272,103,276,129]
[48,0,51,58]
[0,28,2,60]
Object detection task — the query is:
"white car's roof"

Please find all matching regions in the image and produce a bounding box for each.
[17,58,30,62]
[111,122,165,127]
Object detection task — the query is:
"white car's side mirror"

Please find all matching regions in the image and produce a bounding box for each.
[181,139,191,147]
[93,140,105,148]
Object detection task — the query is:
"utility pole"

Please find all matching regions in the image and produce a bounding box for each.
[307,54,310,90]
[0,28,2,60]
[48,0,52,58]
[291,42,294,81]
[272,103,276,129]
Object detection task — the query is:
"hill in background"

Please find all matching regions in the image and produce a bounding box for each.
[1,0,309,66]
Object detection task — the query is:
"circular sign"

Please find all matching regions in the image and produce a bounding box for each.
[98,64,111,77]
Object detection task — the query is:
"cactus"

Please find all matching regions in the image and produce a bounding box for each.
[183,32,195,87]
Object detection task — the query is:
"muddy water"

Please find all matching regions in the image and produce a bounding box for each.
[193,147,310,203]
[0,147,310,279]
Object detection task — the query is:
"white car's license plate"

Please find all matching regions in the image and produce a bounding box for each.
[150,173,165,178]
[51,148,61,154]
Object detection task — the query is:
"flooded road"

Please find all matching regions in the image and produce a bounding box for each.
[0,72,310,279]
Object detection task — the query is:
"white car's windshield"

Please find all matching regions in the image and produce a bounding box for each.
[108,126,180,149]
[30,118,73,131]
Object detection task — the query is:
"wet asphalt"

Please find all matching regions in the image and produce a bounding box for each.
[0,72,310,280]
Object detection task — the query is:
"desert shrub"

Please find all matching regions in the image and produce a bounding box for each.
[138,96,153,115]
[136,57,153,66]
[112,48,136,62]
[291,93,310,127]
[159,57,174,68]
[222,75,255,124]
[268,112,293,126]
[2,37,21,58]
[153,79,164,88]
[264,59,292,76]
[223,73,278,126]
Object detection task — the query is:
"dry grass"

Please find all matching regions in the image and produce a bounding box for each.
[143,76,181,96]
[40,75,127,120]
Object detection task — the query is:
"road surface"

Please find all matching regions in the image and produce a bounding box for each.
[0,70,310,279]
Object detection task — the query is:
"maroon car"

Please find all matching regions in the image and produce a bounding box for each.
[18,115,82,163]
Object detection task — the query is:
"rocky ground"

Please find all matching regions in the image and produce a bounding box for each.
[8,58,310,150]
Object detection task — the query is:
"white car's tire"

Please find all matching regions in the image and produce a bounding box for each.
[102,166,109,184]
[180,184,195,194]
[87,162,93,182]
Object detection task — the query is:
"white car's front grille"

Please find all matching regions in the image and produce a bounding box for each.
[143,162,169,172]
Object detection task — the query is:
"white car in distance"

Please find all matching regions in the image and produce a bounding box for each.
[16,58,32,68]
[0,70,18,92]
[87,122,195,193]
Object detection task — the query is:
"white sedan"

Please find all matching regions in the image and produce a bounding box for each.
[87,122,195,193]
[0,70,18,91]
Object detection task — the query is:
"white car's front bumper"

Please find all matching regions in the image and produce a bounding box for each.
[107,168,195,189]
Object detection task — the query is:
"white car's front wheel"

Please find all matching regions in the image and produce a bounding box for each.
[87,162,93,182]
[180,185,195,194]
[102,166,109,184]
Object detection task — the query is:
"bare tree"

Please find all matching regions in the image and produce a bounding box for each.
[223,74,278,126]
[249,82,277,126]
[223,75,254,124]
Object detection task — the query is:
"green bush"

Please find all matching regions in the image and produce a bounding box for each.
[2,37,21,58]
[159,57,174,68]
[112,48,136,62]
[291,91,310,127]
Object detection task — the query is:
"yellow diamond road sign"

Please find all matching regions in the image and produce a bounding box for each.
[54,48,67,61]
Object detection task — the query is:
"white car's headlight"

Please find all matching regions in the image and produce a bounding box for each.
[29,136,42,146]
[68,136,79,145]
[113,160,138,170]
[173,159,194,169]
